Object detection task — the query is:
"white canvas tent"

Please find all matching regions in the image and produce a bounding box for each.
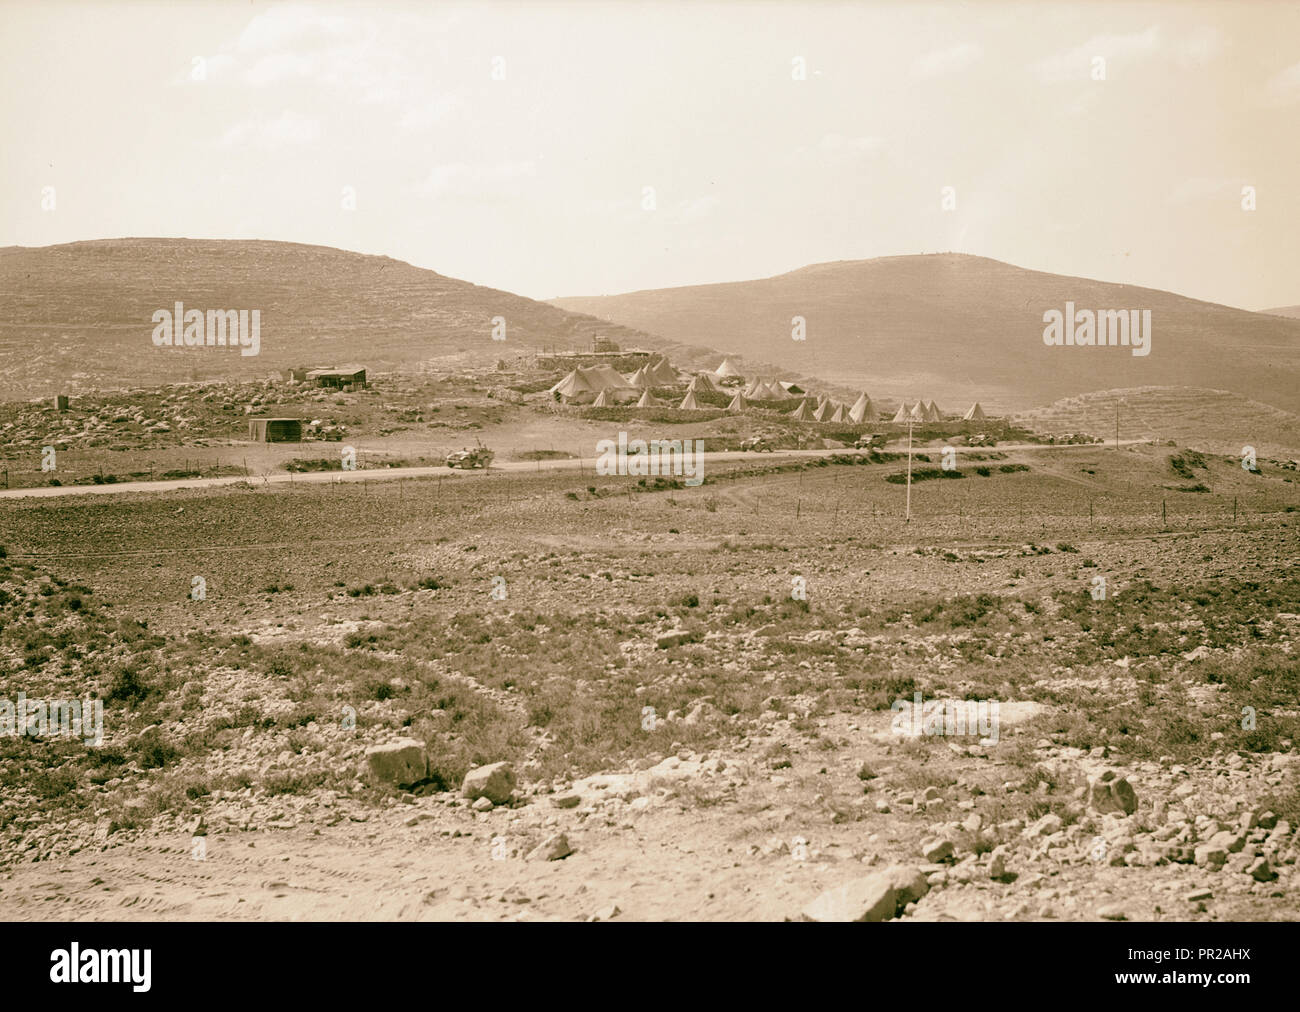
[714,357,744,379]
[763,381,787,400]
[726,392,747,413]
[962,402,986,421]
[813,399,833,422]
[909,401,927,421]
[828,404,847,424]
[549,365,637,404]
[591,388,611,408]
[625,365,653,389]
[890,403,911,423]
[646,356,679,385]
[636,389,654,408]
[678,390,701,410]
[848,392,875,424]
[688,373,717,393]
[788,399,812,421]
[924,400,942,422]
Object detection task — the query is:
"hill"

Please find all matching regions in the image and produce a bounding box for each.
[1262,306,1300,320]
[0,239,689,401]
[552,254,1300,415]
[1013,386,1300,459]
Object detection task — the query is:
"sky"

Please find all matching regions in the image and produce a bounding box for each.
[2,1,1298,309]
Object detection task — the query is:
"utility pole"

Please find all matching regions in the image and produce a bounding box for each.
[905,415,914,523]
[1115,399,1120,451]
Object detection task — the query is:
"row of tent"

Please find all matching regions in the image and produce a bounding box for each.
[550,357,989,422]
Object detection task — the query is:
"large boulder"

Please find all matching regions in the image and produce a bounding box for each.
[461,762,516,805]
[366,739,427,787]
[1088,771,1138,816]
[800,865,928,922]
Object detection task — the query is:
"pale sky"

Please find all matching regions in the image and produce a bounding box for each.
[2,1,1298,308]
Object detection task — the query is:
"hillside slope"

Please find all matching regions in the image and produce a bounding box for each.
[552,254,1300,414]
[1262,306,1300,320]
[0,239,683,400]
[1013,386,1300,459]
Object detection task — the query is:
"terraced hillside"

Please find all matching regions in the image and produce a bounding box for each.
[0,239,693,400]
[1014,387,1300,458]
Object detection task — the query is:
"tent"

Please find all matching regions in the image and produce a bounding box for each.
[646,356,679,385]
[549,365,637,404]
[828,404,847,424]
[742,379,767,399]
[848,393,875,424]
[788,399,812,421]
[726,392,748,413]
[636,389,655,408]
[763,381,788,400]
[625,365,653,389]
[909,401,927,421]
[779,381,805,395]
[890,403,911,423]
[688,373,717,393]
[962,402,986,421]
[813,399,832,422]
[678,390,701,410]
[591,389,611,408]
[924,400,942,422]
[714,357,744,379]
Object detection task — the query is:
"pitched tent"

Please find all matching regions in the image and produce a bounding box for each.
[688,373,718,393]
[550,368,598,401]
[787,399,812,421]
[891,403,911,423]
[646,356,679,385]
[742,379,767,399]
[848,393,875,424]
[763,381,788,400]
[910,401,927,421]
[714,356,745,379]
[726,392,748,413]
[549,365,636,403]
[636,389,655,408]
[924,400,942,422]
[962,402,986,421]
[625,365,653,388]
[591,388,611,408]
[813,399,832,422]
[678,390,701,410]
[828,403,847,424]
[779,381,805,395]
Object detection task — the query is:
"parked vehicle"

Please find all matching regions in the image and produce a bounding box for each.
[854,433,886,450]
[739,437,774,452]
[446,444,495,468]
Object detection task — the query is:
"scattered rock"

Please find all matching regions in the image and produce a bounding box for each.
[800,864,926,922]
[365,739,427,787]
[527,833,573,862]
[920,838,954,862]
[1097,904,1128,921]
[1088,771,1138,817]
[462,762,516,805]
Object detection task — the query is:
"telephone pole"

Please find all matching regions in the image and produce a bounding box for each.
[905,415,914,523]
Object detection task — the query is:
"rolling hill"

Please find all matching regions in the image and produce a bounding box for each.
[552,254,1300,416]
[1262,306,1300,320]
[0,238,697,400]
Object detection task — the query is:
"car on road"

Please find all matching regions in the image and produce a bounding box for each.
[739,437,774,452]
[446,446,494,469]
